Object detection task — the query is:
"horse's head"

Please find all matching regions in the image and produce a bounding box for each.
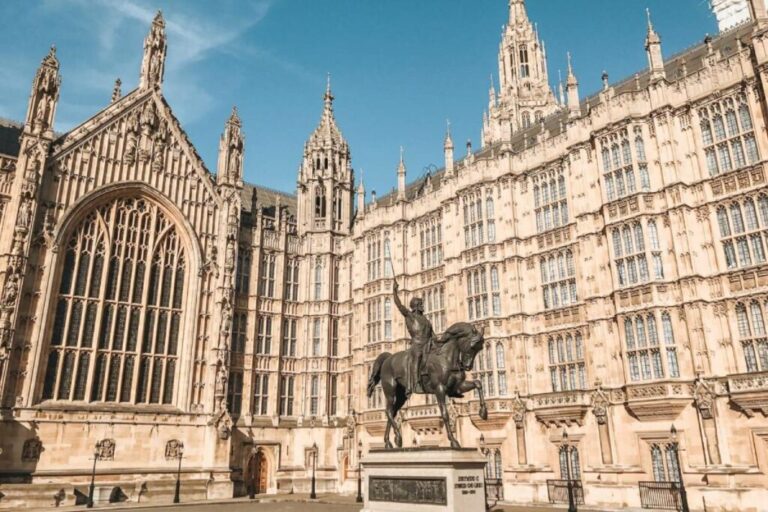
[453,323,485,371]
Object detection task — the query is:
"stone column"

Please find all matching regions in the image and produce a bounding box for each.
[512,394,527,465]
[592,387,613,465]
[694,376,721,465]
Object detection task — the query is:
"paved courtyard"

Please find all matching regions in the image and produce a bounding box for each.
[35,493,613,512]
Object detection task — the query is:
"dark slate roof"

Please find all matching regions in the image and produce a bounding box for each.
[241,182,297,221]
[0,118,22,157]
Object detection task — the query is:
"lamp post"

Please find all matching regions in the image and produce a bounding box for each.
[479,434,490,512]
[561,430,577,512]
[356,440,363,503]
[670,425,690,512]
[86,442,102,509]
[173,442,184,504]
[310,442,318,499]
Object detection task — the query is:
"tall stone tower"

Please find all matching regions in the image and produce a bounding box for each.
[296,77,354,236]
[484,0,558,145]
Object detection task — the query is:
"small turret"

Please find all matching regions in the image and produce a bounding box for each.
[217,107,244,187]
[566,52,580,118]
[139,11,167,89]
[396,147,406,202]
[645,9,665,83]
[356,171,365,219]
[25,46,60,137]
[444,120,455,175]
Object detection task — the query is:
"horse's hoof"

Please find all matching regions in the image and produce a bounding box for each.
[395,436,403,448]
[384,441,393,450]
[479,407,488,421]
[450,440,461,449]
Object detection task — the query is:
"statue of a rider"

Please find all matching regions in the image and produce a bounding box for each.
[392,280,436,397]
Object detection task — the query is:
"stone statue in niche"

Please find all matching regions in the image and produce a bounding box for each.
[96,439,115,460]
[165,439,183,460]
[123,111,140,166]
[151,123,169,173]
[17,198,32,230]
[21,437,42,461]
[214,362,228,412]
[2,274,19,309]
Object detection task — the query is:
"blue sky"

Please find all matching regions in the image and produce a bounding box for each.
[0,1,718,198]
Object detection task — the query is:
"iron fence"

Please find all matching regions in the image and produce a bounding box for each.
[546,479,584,505]
[638,481,682,510]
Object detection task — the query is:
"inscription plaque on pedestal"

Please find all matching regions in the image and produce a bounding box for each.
[362,448,486,512]
[369,476,447,505]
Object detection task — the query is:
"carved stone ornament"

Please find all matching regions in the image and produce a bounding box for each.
[96,438,115,460]
[21,437,42,462]
[165,439,183,460]
[512,392,526,429]
[592,385,610,425]
[693,376,716,420]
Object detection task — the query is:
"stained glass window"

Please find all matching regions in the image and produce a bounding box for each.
[42,197,186,405]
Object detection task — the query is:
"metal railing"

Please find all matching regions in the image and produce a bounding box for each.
[639,481,683,510]
[546,479,584,505]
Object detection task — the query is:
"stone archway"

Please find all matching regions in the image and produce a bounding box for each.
[245,449,268,497]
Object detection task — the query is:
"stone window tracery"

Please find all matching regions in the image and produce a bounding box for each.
[540,249,577,310]
[716,195,768,269]
[624,312,680,382]
[227,370,243,416]
[366,298,383,343]
[252,372,269,415]
[699,95,757,176]
[42,197,186,405]
[281,318,297,357]
[258,253,276,298]
[463,189,495,248]
[256,316,272,355]
[600,126,650,201]
[235,248,250,295]
[650,443,680,482]
[735,301,768,372]
[366,235,382,281]
[279,375,294,416]
[419,216,443,271]
[533,169,568,234]
[466,267,488,320]
[312,318,322,356]
[310,374,319,415]
[423,285,446,333]
[559,446,581,480]
[611,220,664,288]
[547,332,586,392]
[231,311,247,354]
[285,258,300,301]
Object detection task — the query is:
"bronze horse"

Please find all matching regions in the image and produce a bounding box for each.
[366,322,488,449]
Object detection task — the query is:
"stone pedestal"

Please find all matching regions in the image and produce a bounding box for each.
[362,448,486,512]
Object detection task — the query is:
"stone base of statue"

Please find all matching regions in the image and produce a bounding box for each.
[361,448,487,512]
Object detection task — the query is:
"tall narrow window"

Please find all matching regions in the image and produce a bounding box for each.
[252,373,269,415]
[227,370,243,416]
[735,301,768,372]
[420,217,443,270]
[314,260,323,300]
[42,197,186,405]
[258,253,276,298]
[279,375,294,416]
[519,45,529,78]
[491,266,501,316]
[310,375,320,415]
[330,375,338,416]
[384,298,392,340]
[231,312,247,354]
[717,197,768,270]
[331,318,339,356]
[281,318,297,357]
[312,318,322,356]
[612,221,660,288]
[285,258,300,301]
[625,312,679,382]
[236,249,251,295]
[256,316,272,355]
[534,169,568,234]
[383,237,393,278]
[467,267,489,320]
[487,193,496,242]
[367,236,382,281]
[548,333,586,391]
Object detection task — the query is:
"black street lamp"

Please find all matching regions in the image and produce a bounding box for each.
[310,442,318,499]
[670,425,690,512]
[561,430,577,512]
[356,440,363,503]
[479,434,490,512]
[173,442,185,504]
[86,442,102,509]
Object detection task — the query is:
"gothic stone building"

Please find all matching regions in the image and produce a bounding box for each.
[2,1,768,510]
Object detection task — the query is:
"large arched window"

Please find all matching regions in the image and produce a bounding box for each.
[41,197,186,405]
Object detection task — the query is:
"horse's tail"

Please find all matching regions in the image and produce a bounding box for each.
[367,352,391,398]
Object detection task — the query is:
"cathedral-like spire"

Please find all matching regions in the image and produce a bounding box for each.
[356,169,366,218]
[217,106,244,186]
[645,9,666,83]
[307,73,347,151]
[25,45,61,136]
[140,11,167,90]
[486,0,557,144]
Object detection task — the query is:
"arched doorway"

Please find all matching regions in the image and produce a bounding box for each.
[245,449,268,497]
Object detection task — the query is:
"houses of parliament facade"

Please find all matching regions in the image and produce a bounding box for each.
[2,0,768,509]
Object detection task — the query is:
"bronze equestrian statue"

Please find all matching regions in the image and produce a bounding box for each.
[367,280,488,449]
